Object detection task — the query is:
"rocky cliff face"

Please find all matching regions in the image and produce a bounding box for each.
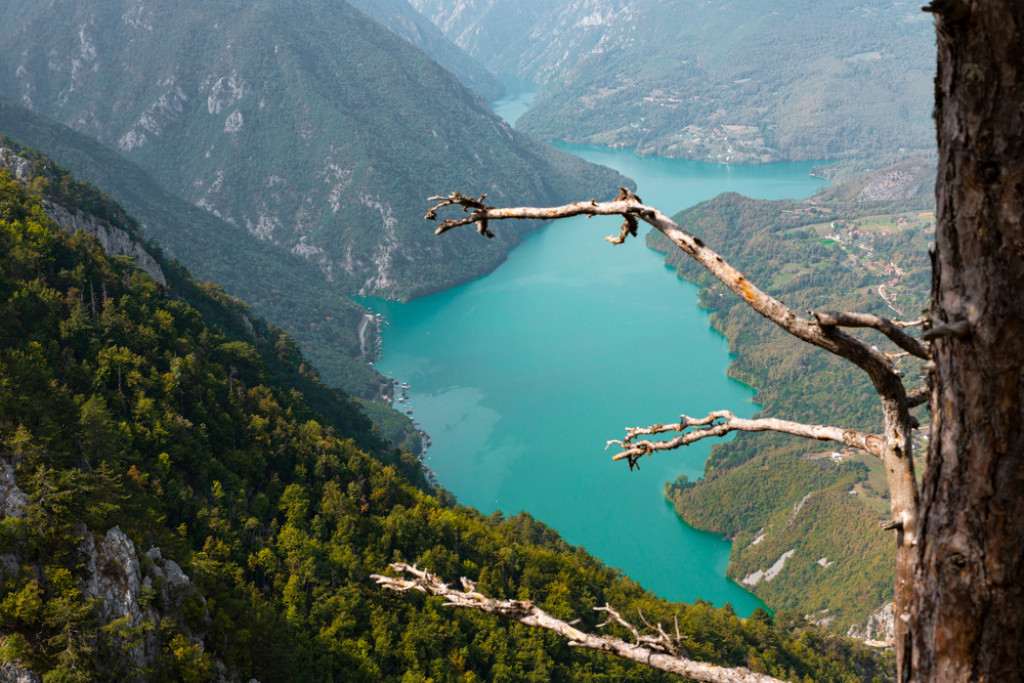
[79,528,199,671]
[0,457,28,521]
[43,201,167,285]
[0,662,41,683]
[0,455,28,590]
[0,146,166,285]
[847,601,896,643]
[1,452,202,678]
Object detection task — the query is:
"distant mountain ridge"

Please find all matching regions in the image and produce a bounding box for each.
[407,0,559,71]
[0,0,628,302]
[346,0,505,100]
[409,0,935,163]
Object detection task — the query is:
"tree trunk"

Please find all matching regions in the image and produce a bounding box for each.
[879,394,917,675]
[909,2,1024,680]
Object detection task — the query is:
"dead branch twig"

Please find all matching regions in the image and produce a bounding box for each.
[373,563,785,683]
[607,410,885,469]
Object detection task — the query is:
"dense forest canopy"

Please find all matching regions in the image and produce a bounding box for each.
[0,154,897,681]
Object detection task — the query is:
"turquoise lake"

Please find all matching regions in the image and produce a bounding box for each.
[372,92,828,614]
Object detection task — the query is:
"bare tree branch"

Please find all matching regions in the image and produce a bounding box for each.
[811,310,930,360]
[920,319,971,341]
[372,563,786,683]
[607,410,885,469]
[427,190,921,668]
[427,192,913,399]
[425,192,498,237]
[426,188,646,240]
[864,638,896,649]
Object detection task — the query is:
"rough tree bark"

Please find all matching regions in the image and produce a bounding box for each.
[908,1,1024,680]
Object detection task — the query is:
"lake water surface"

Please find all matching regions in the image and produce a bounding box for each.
[372,94,827,613]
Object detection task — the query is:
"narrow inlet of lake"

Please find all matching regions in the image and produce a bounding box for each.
[372,92,827,613]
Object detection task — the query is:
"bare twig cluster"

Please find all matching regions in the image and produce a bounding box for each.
[426,192,497,237]
[372,563,785,683]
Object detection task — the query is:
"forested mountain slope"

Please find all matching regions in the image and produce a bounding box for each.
[0,0,627,302]
[0,152,893,681]
[0,96,384,400]
[409,0,935,163]
[650,161,935,635]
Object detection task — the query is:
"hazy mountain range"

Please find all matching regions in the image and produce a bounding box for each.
[0,0,627,398]
[0,0,626,302]
[410,0,936,162]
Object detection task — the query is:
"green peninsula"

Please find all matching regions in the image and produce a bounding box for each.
[651,160,934,634]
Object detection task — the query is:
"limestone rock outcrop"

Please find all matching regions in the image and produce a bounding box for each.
[43,201,167,285]
[0,146,166,285]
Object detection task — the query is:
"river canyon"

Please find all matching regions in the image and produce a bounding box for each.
[372,87,828,613]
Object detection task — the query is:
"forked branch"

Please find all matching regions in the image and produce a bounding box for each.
[372,563,785,683]
[425,191,498,237]
[608,410,885,469]
[426,187,648,242]
[906,386,929,408]
[811,311,930,360]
